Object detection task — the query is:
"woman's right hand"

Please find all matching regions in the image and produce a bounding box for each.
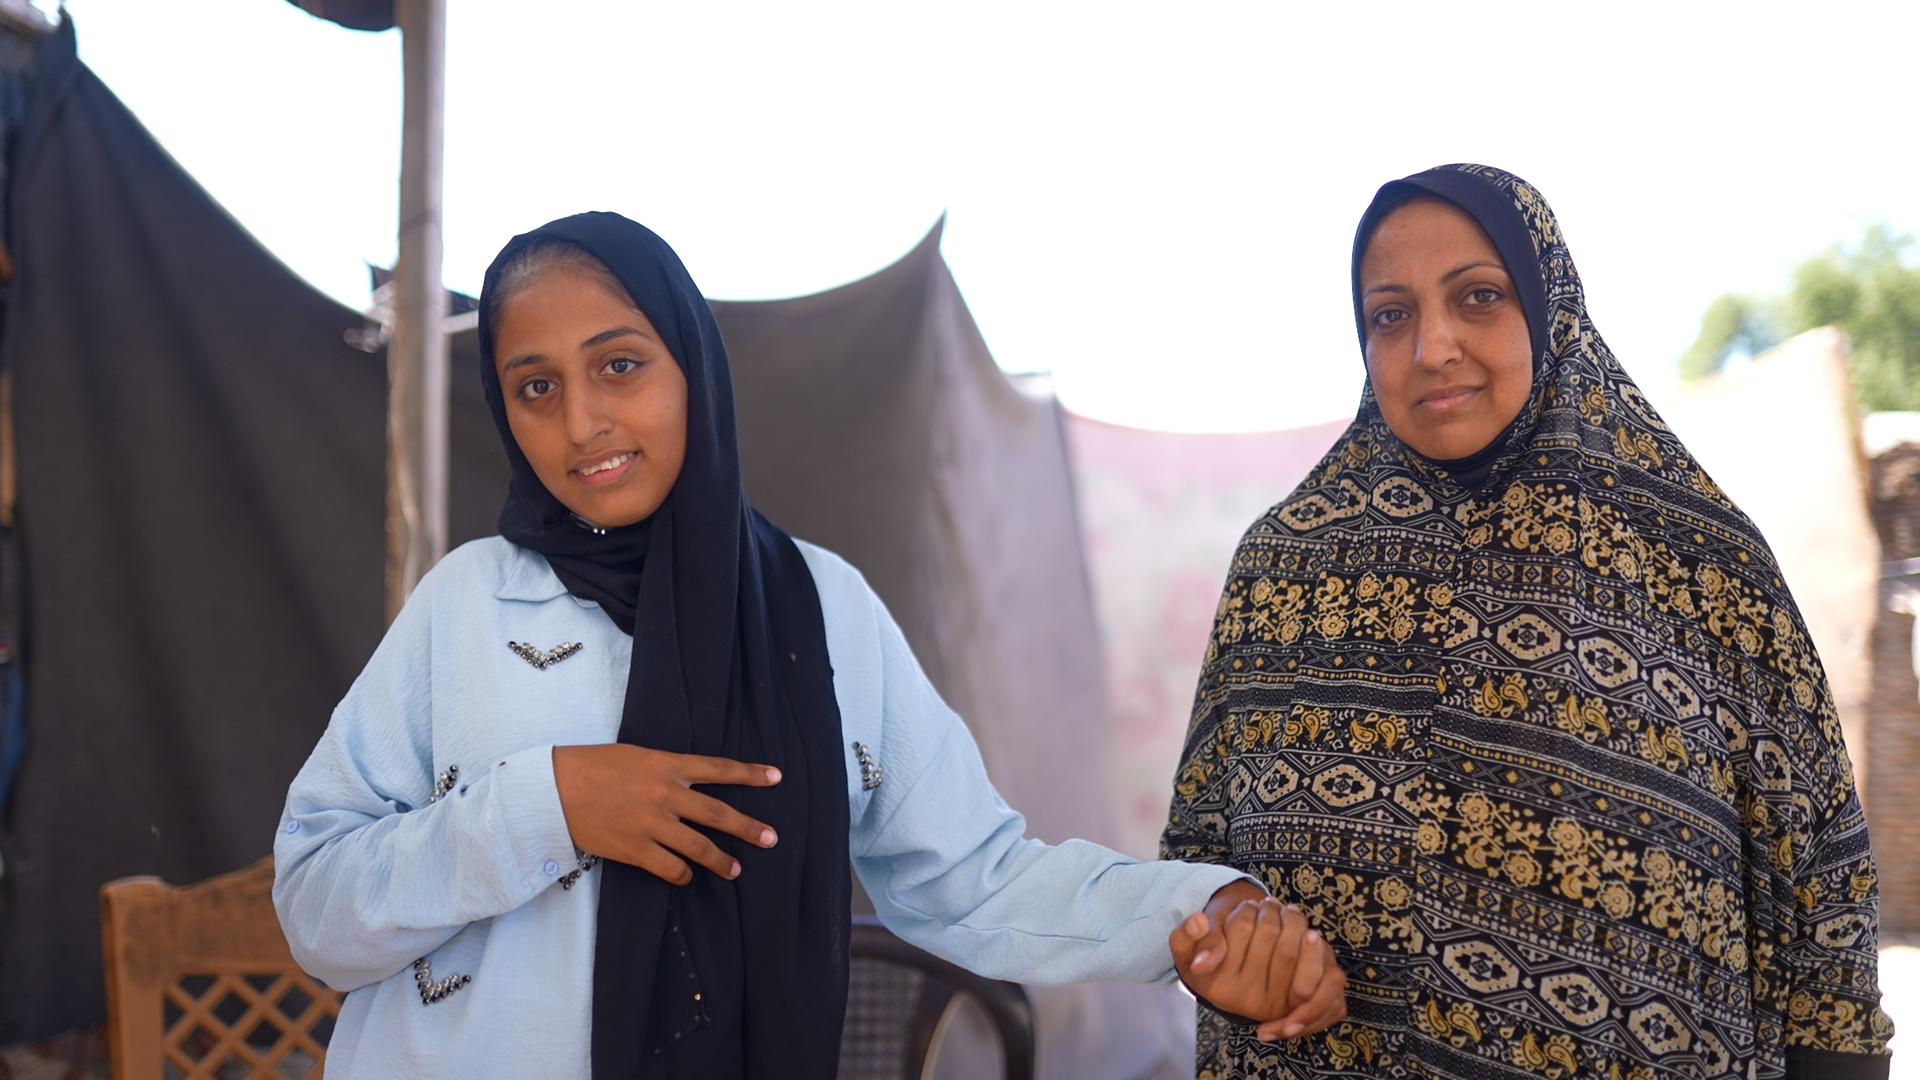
[551,744,782,885]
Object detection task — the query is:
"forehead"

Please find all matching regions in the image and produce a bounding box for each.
[1360,197,1504,279]
[496,269,651,335]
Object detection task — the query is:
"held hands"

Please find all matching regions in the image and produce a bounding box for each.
[1170,881,1349,1042]
[551,744,781,885]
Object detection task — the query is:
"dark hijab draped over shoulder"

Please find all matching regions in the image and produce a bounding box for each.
[478,213,849,1080]
[1164,166,1890,1080]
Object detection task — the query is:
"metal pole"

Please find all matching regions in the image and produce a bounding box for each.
[386,0,448,622]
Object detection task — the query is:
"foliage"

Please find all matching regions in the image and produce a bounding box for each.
[1676,293,1779,381]
[1678,225,1920,411]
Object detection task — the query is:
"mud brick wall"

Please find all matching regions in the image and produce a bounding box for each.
[1867,444,1920,937]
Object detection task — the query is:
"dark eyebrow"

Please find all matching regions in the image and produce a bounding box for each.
[582,326,655,349]
[1442,260,1506,284]
[501,325,657,373]
[1361,283,1409,300]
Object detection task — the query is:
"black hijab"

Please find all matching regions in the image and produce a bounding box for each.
[1349,167,1553,489]
[478,213,850,1080]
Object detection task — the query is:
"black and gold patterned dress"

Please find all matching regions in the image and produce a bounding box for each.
[1162,165,1891,1080]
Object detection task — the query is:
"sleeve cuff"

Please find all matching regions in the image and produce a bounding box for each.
[1167,863,1266,913]
[490,744,577,891]
[1150,863,1267,985]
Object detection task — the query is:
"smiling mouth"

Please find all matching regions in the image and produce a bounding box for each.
[1419,387,1481,410]
[575,452,634,479]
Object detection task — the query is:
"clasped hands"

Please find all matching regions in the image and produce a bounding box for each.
[553,745,1349,1041]
[1171,881,1349,1041]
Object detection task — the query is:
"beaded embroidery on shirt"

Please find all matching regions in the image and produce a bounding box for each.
[507,640,582,670]
[852,742,883,791]
[427,764,458,804]
[412,958,470,1005]
[558,849,599,891]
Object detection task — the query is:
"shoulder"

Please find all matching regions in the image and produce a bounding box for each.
[787,534,898,661]
[409,536,566,611]
[790,539,880,620]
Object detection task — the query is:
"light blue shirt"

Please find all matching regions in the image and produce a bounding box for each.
[273,537,1246,1079]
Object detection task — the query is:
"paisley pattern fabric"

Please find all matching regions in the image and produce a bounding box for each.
[1163,165,1890,1080]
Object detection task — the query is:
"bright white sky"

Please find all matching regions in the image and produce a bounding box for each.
[34,0,1920,431]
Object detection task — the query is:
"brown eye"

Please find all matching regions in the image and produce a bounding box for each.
[1372,308,1408,329]
[518,378,556,401]
[604,357,639,376]
[1464,287,1503,307]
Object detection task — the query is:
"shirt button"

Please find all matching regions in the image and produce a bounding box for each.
[284,820,300,834]
[543,859,560,877]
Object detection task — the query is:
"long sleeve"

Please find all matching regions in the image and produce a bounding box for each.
[799,542,1250,987]
[1776,713,1893,1074]
[271,559,578,993]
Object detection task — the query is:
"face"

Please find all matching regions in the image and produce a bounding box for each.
[494,269,690,529]
[1358,198,1534,460]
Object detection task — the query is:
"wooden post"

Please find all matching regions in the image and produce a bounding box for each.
[386,0,448,622]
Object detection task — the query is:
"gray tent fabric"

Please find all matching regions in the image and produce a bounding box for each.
[715,223,1119,852]
[713,229,1196,1080]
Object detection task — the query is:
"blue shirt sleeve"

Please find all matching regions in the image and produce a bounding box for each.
[796,542,1254,986]
[271,553,578,993]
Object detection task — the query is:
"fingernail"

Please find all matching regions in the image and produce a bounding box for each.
[1184,913,1206,935]
[1284,903,1302,913]
[1282,1023,1303,1038]
[1259,1033,1278,1043]
[729,860,742,879]
[1193,949,1212,967]
[1306,929,1322,944]
[760,829,778,847]
[765,767,782,784]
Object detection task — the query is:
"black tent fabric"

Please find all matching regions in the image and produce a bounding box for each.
[0,19,399,1037]
[0,20,1191,1073]
[0,20,516,1038]
[284,0,395,33]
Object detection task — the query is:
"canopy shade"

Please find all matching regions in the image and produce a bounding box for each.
[285,0,394,32]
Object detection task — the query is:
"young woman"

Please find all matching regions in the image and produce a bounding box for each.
[1164,165,1891,1080]
[272,211,1347,1080]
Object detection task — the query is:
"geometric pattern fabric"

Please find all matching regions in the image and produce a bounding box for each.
[1164,165,1891,1080]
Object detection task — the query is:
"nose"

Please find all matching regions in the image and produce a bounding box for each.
[562,382,614,446]
[1412,311,1463,371]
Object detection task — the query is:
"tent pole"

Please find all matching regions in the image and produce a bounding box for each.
[386,0,448,622]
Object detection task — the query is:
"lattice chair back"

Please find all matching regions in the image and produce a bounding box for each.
[100,855,341,1080]
[838,916,1035,1080]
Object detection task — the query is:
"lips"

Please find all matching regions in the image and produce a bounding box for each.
[1418,386,1481,410]
[572,451,635,487]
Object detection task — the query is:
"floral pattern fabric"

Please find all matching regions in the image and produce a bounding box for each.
[1163,164,1890,1080]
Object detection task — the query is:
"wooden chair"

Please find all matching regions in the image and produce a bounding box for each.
[839,915,1036,1080]
[100,856,340,1080]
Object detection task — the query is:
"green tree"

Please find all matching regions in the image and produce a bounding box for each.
[1678,225,1920,411]
[1677,293,1779,380]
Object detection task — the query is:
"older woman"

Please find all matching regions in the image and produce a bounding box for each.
[1163,165,1891,1080]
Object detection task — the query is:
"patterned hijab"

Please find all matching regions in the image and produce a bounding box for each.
[1164,165,1890,1080]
